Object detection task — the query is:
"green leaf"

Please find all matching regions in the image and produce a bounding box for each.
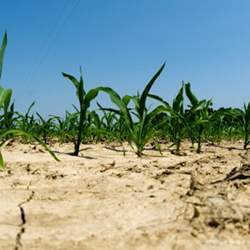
[244,101,250,123]
[138,62,165,118]
[172,84,184,113]
[0,32,7,80]
[84,88,100,107]
[78,75,84,106]
[122,95,132,106]
[185,82,199,106]
[97,105,121,115]
[62,72,79,89]
[148,93,170,107]
[98,87,134,130]
[0,86,12,108]
[36,112,46,124]
[0,151,4,169]
[25,101,36,118]
[0,129,60,162]
[3,88,12,111]
[62,70,86,107]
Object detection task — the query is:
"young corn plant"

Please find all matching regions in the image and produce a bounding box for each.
[96,101,130,143]
[233,102,250,149]
[35,112,56,144]
[242,102,250,149]
[52,111,79,143]
[205,108,227,143]
[185,82,213,153]
[203,107,240,143]
[0,87,15,130]
[0,32,59,168]
[85,110,102,142]
[62,68,101,156]
[149,83,187,154]
[98,63,166,157]
[15,101,36,134]
[86,108,118,142]
[0,86,14,129]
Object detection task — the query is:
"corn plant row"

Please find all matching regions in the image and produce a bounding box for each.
[0,32,249,168]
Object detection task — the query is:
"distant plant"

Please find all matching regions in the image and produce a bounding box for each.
[52,111,79,143]
[35,112,56,144]
[185,82,214,153]
[15,101,36,134]
[242,102,250,149]
[149,83,187,154]
[232,102,250,149]
[0,31,249,162]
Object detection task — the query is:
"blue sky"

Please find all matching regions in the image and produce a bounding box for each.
[0,0,250,115]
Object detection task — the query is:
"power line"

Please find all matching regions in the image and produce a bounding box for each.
[25,0,81,88]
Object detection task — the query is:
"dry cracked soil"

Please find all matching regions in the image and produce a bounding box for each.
[0,141,250,250]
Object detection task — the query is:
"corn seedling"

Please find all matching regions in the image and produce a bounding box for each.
[149,83,187,154]
[62,68,101,156]
[0,31,249,161]
[242,102,250,149]
[52,111,79,143]
[35,112,56,144]
[98,63,166,157]
[185,82,213,153]
[232,102,250,149]
[16,101,36,134]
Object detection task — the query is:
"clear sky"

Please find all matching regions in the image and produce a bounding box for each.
[0,0,250,115]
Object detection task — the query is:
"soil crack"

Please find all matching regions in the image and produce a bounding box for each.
[14,190,35,250]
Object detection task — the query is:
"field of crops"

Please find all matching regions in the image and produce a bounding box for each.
[0,31,250,250]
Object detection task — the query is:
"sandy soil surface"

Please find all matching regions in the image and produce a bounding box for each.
[0,141,250,250]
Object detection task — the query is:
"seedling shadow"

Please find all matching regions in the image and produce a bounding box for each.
[210,144,246,151]
[104,145,127,153]
[53,150,96,160]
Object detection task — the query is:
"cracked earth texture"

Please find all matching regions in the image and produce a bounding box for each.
[0,141,250,250]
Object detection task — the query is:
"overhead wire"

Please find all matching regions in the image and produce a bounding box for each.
[25,0,81,88]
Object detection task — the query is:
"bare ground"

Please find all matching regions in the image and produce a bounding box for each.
[0,141,250,250]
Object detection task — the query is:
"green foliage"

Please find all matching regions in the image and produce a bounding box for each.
[16,101,36,133]
[0,129,59,169]
[62,68,101,156]
[52,111,79,143]
[231,102,250,149]
[35,112,56,144]
[243,102,250,149]
[149,83,186,153]
[0,30,249,165]
[185,82,214,153]
[99,63,166,157]
[0,32,7,80]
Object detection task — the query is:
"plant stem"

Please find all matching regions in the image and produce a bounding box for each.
[73,110,85,156]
